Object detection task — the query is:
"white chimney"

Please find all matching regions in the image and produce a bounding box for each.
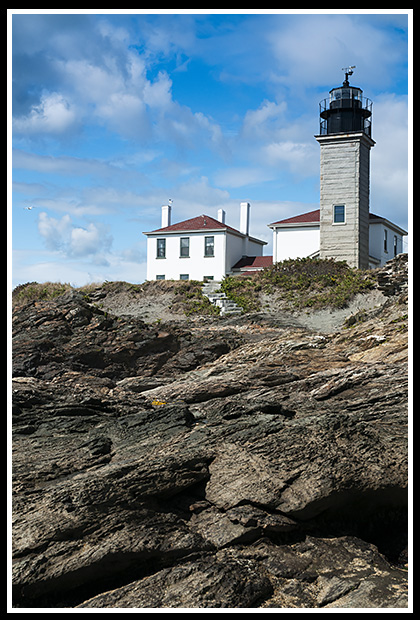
[217,208,226,224]
[161,204,172,228]
[240,202,250,236]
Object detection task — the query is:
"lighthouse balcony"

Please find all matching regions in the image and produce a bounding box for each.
[319,94,373,137]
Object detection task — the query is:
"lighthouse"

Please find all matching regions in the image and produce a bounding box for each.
[315,67,375,269]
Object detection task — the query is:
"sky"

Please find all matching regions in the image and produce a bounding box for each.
[9,10,411,288]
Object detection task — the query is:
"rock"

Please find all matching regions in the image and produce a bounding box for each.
[12,291,242,381]
[77,537,407,609]
[77,551,274,609]
[11,273,409,609]
[376,253,408,297]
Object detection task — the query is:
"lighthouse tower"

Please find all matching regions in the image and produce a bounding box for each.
[315,67,375,269]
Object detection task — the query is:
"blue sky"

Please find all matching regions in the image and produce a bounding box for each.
[9,10,411,287]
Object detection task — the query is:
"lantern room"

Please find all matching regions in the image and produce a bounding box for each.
[319,67,373,137]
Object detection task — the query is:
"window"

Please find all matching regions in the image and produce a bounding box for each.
[156,238,166,258]
[333,205,346,224]
[204,236,214,257]
[394,235,398,258]
[180,274,189,280]
[384,229,388,253]
[156,275,165,280]
[180,237,190,257]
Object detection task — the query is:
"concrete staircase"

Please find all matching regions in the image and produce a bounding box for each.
[202,281,243,316]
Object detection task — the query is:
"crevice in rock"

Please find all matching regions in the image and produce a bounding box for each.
[293,486,408,565]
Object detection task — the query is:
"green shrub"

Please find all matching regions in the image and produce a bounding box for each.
[220,276,262,313]
[259,257,375,309]
[172,280,221,316]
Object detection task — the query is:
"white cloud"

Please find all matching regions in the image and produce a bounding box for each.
[241,100,287,141]
[13,92,78,136]
[262,140,319,176]
[214,166,275,189]
[13,149,116,178]
[37,212,113,259]
[267,14,407,92]
[38,212,72,251]
[370,94,409,227]
[12,248,147,289]
[70,223,109,257]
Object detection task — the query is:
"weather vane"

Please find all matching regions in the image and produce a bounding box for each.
[342,66,356,86]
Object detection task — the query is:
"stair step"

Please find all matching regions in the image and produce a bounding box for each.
[202,281,243,315]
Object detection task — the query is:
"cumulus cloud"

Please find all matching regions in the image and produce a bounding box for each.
[12,17,226,151]
[38,212,72,251]
[13,92,78,136]
[37,212,112,259]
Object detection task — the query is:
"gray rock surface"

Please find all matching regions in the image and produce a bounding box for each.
[11,257,409,609]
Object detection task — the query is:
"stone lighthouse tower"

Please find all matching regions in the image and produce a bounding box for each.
[315,67,375,269]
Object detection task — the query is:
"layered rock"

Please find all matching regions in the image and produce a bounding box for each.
[11,259,409,608]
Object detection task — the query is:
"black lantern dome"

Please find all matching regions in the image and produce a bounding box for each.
[319,67,372,137]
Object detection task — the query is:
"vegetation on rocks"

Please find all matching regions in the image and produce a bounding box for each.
[220,257,376,313]
[13,258,378,318]
[171,280,220,316]
[261,257,375,307]
[12,281,73,305]
[12,278,220,317]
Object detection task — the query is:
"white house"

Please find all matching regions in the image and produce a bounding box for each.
[268,209,407,269]
[143,202,267,281]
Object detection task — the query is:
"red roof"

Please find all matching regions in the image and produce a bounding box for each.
[232,256,273,270]
[270,210,397,227]
[269,209,320,226]
[149,214,240,234]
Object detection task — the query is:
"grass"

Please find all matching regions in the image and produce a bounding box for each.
[171,280,220,316]
[12,281,73,305]
[12,278,220,317]
[220,276,262,313]
[12,258,376,315]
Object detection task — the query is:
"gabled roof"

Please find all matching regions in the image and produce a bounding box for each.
[269,209,320,226]
[269,209,407,235]
[147,214,240,234]
[368,213,408,236]
[145,213,267,244]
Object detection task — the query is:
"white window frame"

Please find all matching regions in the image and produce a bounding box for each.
[204,236,215,257]
[180,237,190,258]
[333,204,346,225]
[156,238,166,258]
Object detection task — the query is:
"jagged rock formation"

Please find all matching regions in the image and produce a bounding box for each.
[11,257,409,609]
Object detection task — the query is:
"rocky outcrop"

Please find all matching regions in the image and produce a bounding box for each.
[11,258,409,609]
[12,290,241,381]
